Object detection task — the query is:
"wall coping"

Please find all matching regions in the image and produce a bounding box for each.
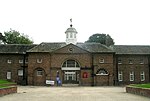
[126,86,150,98]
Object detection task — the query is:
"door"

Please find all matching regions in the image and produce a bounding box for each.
[63,71,79,84]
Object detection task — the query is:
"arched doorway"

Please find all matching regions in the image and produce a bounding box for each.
[33,68,46,86]
[61,59,80,84]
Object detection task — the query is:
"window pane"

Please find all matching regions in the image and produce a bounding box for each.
[130,71,134,81]
[67,60,75,67]
[141,71,145,81]
[18,70,23,76]
[37,70,43,76]
[62,61,67,67]
[7,72,11,79]
[76,62,80,67]
[118,71,123,81]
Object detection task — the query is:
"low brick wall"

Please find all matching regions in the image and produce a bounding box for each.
[126,86,150,98]
[0,86,17,96]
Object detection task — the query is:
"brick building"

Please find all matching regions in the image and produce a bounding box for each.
[0,24,150,86]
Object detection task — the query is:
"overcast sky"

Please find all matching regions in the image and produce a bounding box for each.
[0,0,150,45]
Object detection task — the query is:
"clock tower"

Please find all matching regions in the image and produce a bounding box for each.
[65,19,77,45]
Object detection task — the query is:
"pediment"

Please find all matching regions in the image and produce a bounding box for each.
[52,44,90,54]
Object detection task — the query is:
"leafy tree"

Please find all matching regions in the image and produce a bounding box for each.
[85,33,114,46]
[2,29,33,44]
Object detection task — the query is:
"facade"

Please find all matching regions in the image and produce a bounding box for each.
[0,24,150,86]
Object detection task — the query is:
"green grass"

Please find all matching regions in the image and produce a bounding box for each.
[132,83,150,88]
[0,85,8,89]
[0,80,16,85]
[0,80,16,89]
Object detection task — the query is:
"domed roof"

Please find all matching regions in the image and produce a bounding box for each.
[65,27,77,33]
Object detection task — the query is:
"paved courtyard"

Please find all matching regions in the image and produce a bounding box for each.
[0,86,149,101]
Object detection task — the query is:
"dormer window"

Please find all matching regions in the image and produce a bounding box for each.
[140,59,144,64]
[37,59,42,63]
[118,59,122,64]
[7,60,12,64]
[129,59,133,64]
[99,59,104,63]
[19,60,23,64]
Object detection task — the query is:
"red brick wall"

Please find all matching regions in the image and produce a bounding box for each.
[0,54,26,84]
[28,53,51,85]
[126,86,150,98]
[117,55,150,85]
[0,86,17,96]
[93,53,114,86]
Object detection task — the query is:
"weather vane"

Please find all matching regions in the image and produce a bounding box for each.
[70,18,73,27]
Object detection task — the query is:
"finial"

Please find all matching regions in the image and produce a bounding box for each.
[70,18,73,27]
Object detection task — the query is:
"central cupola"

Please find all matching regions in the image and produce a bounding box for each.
[65,19,77,45]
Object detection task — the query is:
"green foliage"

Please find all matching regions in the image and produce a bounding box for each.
[2,29,33,44]
[85,33,115,46]
[132,84,150,88]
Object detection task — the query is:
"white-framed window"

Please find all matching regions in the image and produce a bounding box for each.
[62,60,80,68]
[19,60,23,63]
[7,72,11,79]
[7,59,12,64]
[140,59,144,64]
[37,70,43,76]
[129,59,133,64]
[140,71,145,81]
[18,70,23,76]
[66,33,68,38]
[130,71,134,81]
[96,69,108,75]
[37,59,42,63]
[70,33,73,38]
[74,33,76,38]
[118,71,123,81]
[99,59,104,63]
[118,59,122,64]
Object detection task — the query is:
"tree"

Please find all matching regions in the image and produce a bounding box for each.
[2,29,33,44]
[85,33,115,46]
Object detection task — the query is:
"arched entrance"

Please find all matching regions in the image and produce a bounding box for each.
[61,59,80,84]
[33,68,46,86]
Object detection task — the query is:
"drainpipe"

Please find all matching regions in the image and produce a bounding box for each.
[115,55,119,86]
[149,55,150,82]
[91,54,95,86]
[22,52,27,85]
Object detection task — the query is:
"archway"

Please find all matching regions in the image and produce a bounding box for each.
[33,68,46,86]
[61,59,80,84]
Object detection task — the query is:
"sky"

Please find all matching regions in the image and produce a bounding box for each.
[0,0,150,45]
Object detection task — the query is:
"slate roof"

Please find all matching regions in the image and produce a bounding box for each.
[27,42,66,52]
[77,43,114,53]
[1,43,150,55]
[113,45,150,55]
[27,42,114,53]
[0,44,37,54]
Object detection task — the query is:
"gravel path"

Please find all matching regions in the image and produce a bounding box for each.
[0,86,149,101]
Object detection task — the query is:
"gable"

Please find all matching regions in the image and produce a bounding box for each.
[53,44,90,54]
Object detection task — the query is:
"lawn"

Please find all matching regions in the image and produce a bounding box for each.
[0,80,15,84]
[0,80,16,89]
[132,83,150,88]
